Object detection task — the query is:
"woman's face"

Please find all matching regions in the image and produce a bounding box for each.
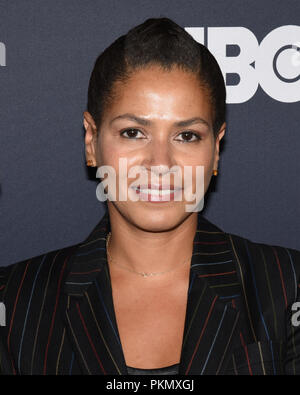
[84,65,225,232]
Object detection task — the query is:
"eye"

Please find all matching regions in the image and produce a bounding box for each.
[120,128,145,139]
[175,131,201,143]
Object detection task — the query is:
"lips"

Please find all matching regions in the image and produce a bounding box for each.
[134,184,182,191]
[131,184,182,202]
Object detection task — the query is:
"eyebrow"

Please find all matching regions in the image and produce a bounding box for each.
[109,113,210,128]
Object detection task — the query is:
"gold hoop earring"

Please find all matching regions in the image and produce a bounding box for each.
[86,160,94,167]
[213,169,218,176]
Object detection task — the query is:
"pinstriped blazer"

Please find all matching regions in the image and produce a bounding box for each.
[1,210,300,375]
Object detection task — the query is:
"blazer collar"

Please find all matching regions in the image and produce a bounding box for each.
[64,211,241,375]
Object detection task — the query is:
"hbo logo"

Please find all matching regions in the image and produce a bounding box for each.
[186,25,300,103]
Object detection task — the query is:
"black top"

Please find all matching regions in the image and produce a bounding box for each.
[127,363,179,375]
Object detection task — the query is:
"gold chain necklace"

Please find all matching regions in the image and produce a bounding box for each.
[106,232,191,278]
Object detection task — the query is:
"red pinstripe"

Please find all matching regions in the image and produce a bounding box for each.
[240,332,253,375]
[185,294,218,374]
[7,260,30,375]
[272,247,288,308]
[198,271,236,278]
[43,256,68,374]
[75,302,106,374]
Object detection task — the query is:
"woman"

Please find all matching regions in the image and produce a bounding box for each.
[1,18,300,376]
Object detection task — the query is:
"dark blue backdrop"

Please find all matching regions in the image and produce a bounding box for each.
[1,0,299,266]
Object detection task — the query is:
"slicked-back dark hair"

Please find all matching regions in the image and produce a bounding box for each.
[87,18,226,137]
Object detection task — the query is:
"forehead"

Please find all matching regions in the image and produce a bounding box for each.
[104,65,213,124]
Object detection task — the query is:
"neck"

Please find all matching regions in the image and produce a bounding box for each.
[106,204,198,277]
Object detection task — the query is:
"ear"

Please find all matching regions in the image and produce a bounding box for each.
[83,111,98,167]
[213,122,226,170]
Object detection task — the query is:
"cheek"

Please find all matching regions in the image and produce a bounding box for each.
[97,141,144,183]
[180,146,215,190]
[97,136,121,167]
[177,143,215,168]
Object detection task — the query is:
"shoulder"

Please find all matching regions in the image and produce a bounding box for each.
[225,231,300,305]
[0,243,80,306]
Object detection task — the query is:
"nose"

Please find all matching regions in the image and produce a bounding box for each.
[141,139,175,174]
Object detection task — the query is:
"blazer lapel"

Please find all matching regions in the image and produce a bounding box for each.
[63,211,241,375]
[178,215,241,375]
[64,213,127,375]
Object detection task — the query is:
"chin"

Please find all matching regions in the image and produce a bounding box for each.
[121,202,191,233]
